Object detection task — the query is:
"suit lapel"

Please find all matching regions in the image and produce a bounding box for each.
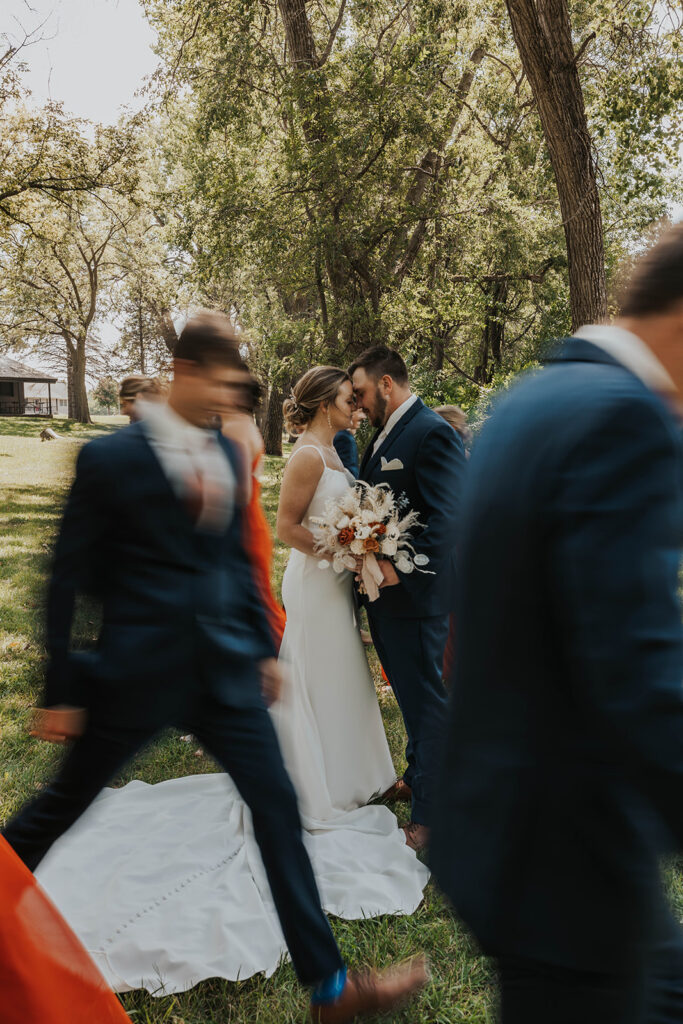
[364,398,424,479]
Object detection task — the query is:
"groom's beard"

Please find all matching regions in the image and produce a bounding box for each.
[370,387,388,429]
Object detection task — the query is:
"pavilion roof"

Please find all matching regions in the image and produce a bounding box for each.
[0,353,58,384]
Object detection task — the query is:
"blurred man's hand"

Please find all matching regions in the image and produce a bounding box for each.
[260,658,283,706]
[30,705,86,744]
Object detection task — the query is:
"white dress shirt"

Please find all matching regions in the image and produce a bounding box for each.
[138,399,234,532]
[574,323,676,396]
[372,393,419,456]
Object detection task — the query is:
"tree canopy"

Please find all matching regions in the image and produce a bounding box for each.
[1,1,681,429]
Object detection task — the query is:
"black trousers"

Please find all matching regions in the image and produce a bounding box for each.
[2,693,344,986]
[498,926,683,1024]
[368,611,449,826]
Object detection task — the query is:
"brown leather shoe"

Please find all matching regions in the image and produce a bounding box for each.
[380,779,412,803]
[310,957,428,1023]
[402,822,430,853]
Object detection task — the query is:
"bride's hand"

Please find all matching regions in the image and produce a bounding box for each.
[259,658,283,706]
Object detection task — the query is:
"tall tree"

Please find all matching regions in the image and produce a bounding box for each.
[504,0,605,328]
[0,193,136,422]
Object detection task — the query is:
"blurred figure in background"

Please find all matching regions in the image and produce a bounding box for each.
[221,365,287,650]
[333,407,366,478]
[118,375,166,422]
[0,837,132,1024]
[434,405,472,452]
[432,225,683,1024]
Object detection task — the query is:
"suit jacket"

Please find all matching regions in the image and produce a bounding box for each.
[359,397,465,619]
[431,338,683,971]
[333,429,359,478]
[44,422,275,726]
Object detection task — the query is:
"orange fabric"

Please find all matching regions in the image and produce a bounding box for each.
[244,450,287,650]
[0,837,131,1023]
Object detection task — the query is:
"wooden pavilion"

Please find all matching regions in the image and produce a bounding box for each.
[0,354,58,416]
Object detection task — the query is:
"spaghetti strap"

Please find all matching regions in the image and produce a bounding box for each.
[288,444,328,470]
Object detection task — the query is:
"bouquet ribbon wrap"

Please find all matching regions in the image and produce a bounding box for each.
[361,552,385,602]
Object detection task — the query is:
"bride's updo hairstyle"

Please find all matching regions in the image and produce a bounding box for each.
[283,366,350,435]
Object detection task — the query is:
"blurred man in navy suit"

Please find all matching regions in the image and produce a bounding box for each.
[432,226,683,1023]
[2,312,426,1023]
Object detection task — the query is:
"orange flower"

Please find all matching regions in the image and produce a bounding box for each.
[363,536,380,553]
[375,523,387,535]
[338,527,355,546]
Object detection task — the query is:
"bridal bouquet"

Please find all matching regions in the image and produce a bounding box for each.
[309,481,432,601]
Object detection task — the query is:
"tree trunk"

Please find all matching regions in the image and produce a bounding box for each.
[149,300,178,354]
[278,0,318,69]
[505,0,606,329]
[263,384,284,456]
[138,302,146,374]
[432,336,445,371]
[65,342,75,419]
[475,278,509,382]
[71,338,92,424]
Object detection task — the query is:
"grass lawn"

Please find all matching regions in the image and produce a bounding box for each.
[7,414,680,1022]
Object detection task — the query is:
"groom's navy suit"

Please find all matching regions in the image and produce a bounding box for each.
[360,398,465,825]
[431,338,683,1022]
[2,421,344,986]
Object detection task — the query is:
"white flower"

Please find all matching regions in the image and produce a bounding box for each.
[355,525,372,540]
[350,539,365,555]
[386,524,400,542]
[318,559,331,569]
[335,515,351,530]
[395,556,414,573]
[414,553,430,567]
[381,539,398,557]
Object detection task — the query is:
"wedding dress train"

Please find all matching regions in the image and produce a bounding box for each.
[36,454,429,995]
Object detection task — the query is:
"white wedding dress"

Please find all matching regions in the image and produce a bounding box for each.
[35,451,429,996]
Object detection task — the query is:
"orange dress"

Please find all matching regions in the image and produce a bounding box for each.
[244,449,287,650]
[0,837,131,1024]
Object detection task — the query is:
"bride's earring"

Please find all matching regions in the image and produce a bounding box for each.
[326,406,333,430]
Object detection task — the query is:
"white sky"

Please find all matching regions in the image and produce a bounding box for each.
[4,0,158,124]
[3,0,159,376]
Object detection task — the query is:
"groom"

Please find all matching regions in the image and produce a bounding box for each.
[350,346,466,851]
[2,313,426,1024]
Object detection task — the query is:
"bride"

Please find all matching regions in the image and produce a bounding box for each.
[275,366,399,819]
[34,366,428,997]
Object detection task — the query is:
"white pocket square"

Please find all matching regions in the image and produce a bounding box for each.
[380,457,404,471]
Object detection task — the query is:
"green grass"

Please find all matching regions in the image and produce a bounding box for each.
[0,414,491,1022]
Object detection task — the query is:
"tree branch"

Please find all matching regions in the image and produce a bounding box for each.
[319,0,347,65]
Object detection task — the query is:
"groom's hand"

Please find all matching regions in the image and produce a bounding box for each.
[378,561,400,588]
[30,705,86,744]
[259,658,283,706]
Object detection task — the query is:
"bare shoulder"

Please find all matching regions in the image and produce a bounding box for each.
[284,443,326,483]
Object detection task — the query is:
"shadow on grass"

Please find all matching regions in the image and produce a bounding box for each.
[0,416,122,440]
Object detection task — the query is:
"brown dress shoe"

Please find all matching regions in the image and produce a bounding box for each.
[310,956,428,1023]
[380,779,412,803]
[402,822,430,853]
